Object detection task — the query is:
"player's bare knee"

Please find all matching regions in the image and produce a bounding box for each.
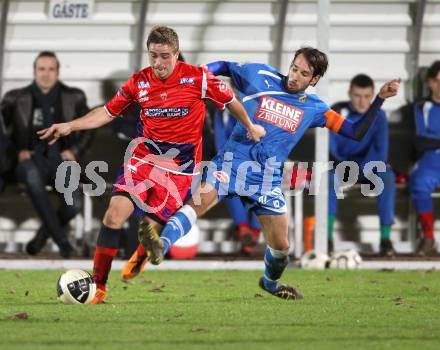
[103,207,126,229]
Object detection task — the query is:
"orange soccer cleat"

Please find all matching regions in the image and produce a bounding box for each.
[121,247,149,281]
[91,288,107,304]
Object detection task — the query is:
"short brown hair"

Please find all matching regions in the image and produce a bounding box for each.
[427,60,440,80]
[33,51,60,70]
[350,74,374,90]
[293,47,328,78]
[146,25,179,52]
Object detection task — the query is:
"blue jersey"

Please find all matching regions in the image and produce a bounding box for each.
[205,61,385,215]
[409,99,440,213]
[414,99,440,157]
[215,63,331,175]
[330,101,388,168]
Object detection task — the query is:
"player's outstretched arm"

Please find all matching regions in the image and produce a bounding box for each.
[205,61,251,94]
[38,106,113,145]
[326,79,400,141]
[226,98,266,142]
[206,61,234,77]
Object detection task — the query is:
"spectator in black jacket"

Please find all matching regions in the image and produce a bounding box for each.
[1,51,92,257]
[0,112,10,192]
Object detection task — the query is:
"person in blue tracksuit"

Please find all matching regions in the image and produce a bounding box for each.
[140,47,400,300]
[328,74,396,256]
[214,108,261,254]
[409,61,440,256]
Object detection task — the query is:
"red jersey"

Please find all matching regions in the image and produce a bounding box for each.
[105,61,234,174]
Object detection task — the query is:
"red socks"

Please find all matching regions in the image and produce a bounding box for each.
[92,225,122,290]
[136,244,147,257]
[93,246,118,291]
[418,211,434,239]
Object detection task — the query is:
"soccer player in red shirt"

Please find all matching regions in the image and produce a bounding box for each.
[39,25,265,304]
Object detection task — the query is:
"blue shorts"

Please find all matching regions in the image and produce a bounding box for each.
[201,153,287,216]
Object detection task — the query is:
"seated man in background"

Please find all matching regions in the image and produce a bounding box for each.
[328,74,396,256]
[1,51,92,257]
[409,60,440,256]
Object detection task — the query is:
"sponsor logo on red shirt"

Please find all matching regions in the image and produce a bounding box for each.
[180,77,195,85]
[138,81,150,88]
[144,107,189,118]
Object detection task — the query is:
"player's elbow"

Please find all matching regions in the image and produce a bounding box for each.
[351,125,368,141]
[352,132,364,141]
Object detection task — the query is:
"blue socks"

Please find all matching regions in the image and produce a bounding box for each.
[263,246,289,292]
[160,205,197,255]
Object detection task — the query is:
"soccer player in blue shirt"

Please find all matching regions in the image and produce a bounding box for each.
[409,60,440,256]
[328,74,396,256]
[140,47,400,300]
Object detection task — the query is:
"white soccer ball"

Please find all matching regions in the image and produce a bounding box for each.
[329,250,362,270]
[300,250,330,270]
[56,269,96,304]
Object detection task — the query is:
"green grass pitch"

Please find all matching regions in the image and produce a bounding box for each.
[1,269,440,350]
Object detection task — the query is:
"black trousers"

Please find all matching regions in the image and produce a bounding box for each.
[16,156,82,247]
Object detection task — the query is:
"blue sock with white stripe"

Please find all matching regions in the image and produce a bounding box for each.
[160,205,197,255]
[263,246,289,292]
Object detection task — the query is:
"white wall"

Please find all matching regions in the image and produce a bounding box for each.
[420,0,440,66]
[3,0,138,107]
[1,0,439,111]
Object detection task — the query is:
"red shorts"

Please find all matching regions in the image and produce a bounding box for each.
[112,158,193,223]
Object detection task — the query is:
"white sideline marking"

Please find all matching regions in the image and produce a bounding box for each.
[0,259,439,270]
[0,259,264,270]
[359,260,440,270]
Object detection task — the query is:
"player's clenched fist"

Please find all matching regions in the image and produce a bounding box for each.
[247,124,266,142]
[378,79,401,99]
